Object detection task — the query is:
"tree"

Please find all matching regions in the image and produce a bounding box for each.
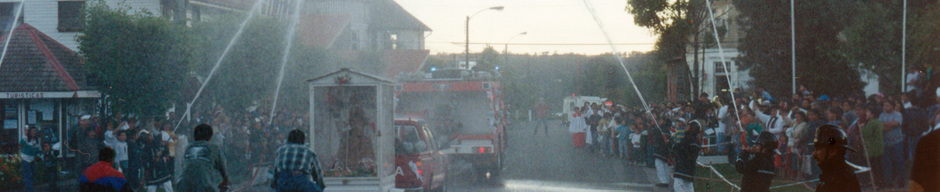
[627,0,708,101]
[843,1,903,94]
[733,0,863,97]
[78,1,191,117]
[474,46,501,71]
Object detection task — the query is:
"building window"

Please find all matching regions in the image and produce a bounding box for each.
[349,31,359,50]
[58,1,85,32]
[714,61,732,74]
[390,33,398,50]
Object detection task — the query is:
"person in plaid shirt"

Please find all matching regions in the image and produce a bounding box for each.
[273,129,326,192]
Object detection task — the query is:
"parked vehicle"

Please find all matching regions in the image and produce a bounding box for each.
[394,119,448,192]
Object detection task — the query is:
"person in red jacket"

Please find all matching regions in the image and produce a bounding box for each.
[80,147,132,192]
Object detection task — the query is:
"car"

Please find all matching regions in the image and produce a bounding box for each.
[394,119,448,192]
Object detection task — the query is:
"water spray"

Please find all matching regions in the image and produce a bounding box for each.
[703,0,744,131]
[580,0,660,129]
[174,0,266,132]
[267,0,304,125]
[0,0,25,69]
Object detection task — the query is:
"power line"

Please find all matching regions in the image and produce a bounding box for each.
[428,42,656,46]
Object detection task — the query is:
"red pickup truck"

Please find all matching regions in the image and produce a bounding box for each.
[394,119,448,192]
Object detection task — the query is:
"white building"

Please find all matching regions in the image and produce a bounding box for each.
[687,48,752,97]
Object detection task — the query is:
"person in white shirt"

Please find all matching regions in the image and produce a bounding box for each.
[751,101,786,139]
[103,121,119,147]
[110,131,129,172]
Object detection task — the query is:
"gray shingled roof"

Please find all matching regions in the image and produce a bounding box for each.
[0,23,92,92]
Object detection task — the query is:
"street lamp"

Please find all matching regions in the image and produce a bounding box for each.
[464,6,504,69]
[504,31,527,69]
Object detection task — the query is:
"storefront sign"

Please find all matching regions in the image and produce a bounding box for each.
[3,92,46,99]
[0,91,101,99]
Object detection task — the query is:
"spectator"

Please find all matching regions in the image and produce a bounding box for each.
[108,131,128,172]
[568,107,588,148]
[615,117,631,160]
[533,97,550,136]
[860,104,884,187]
[843,101,858,126]
[880,100,905,188]
[20,126,40,192]
[177,124,231,192]
[751,101,785,139]
[79,147,131,192]
[825,107,845,129]
[79,126,101,176]
[272,129,326,191]
[39,142,60,192]
[598,112,613,156]
[693,93,710,120]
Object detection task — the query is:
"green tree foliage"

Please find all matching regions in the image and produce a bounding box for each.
[843,1,903,94]
[909,3,940,71]
[627,0,707,100]
[474,46,501,71]
[843,0,940,95]
[578,53,666,106]
[733,0,863,97]
[78,1,191,117]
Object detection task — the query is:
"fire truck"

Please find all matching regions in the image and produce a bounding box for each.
[395,68,507,183]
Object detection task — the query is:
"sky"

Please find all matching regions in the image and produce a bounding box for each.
[394,0,658,55]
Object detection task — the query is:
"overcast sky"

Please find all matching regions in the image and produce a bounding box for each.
[395,0,658,55]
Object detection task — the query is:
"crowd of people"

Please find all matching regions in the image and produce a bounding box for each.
[559,84,940,191]
[15,100,316,191]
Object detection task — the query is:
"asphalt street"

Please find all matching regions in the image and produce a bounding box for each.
[445,120,668,192]
[235,120,671,192]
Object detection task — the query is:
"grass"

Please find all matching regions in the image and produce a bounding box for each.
[694,163,811,192]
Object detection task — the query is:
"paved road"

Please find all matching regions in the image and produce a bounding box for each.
[234,120,670,192]
[446,120,666,192]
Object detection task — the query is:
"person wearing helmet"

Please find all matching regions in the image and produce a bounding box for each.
[813,125,860,192]
[735,131,777,192]
[672,120,701,192]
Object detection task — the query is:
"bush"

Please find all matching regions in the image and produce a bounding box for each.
[0,155,23,190]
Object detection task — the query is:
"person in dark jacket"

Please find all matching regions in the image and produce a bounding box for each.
[736,131,777,192]
[672,120,701,192]
[140,130,174,192]
[648,121,670,187]
[813,125,861,192]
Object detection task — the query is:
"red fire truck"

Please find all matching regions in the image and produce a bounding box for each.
[395,69,507,183]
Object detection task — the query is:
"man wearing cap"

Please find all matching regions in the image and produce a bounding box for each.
[813,125,860,192]
[736,131,777,192]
